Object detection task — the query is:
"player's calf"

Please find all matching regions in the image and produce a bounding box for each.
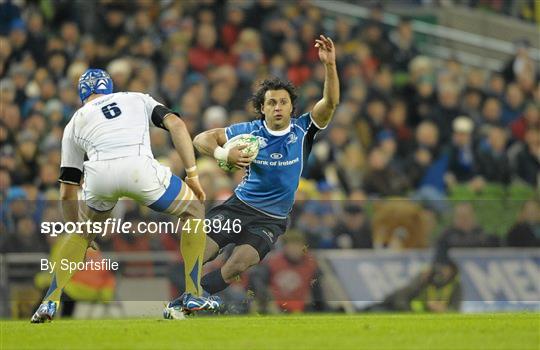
[201,244,260,294]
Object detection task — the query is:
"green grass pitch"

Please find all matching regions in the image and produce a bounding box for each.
[1,313,538,350]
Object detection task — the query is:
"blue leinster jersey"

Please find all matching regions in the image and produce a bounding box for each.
[225,112,324,218]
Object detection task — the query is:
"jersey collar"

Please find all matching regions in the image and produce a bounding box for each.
[263,120,291,136]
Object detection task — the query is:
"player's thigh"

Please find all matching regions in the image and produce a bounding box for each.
[161,178,204,221]
[205,197,249,253]
[238,219,288,261]
[133,157,204,219]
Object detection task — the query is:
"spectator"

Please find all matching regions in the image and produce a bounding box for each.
[231,28,264,66]
[306,123,359,190]
[430,83,463,145]
[436,202,499,253]
[260,15,291,58]
[501,83,525,125]
[25,12,47,67]
[408,74,437,128]
[298,21,320,64]
[461,87,484,126]
[202,106,228,130]
[249,231,324,313]
[445,116,482,190]
[13,130,39,185]
[334,204,372,249]
[476,126,511,186]
[221,5,245,51]
[363,147,410,197]
[510,102,540,141]
[95,3,128,50]
[188,23,231,73]
[405,121,447,195]
[367,257,461,313]
[8,19,28,63]
[5,214,48,252]
[283,40,311,86]
[514,128,540,187]
[502,39,537,84]
[479,97,503,138]
[357,96,387,149]
[386,99,414,158]
[60,22,80,62]
[486,72,506,97]
[362,20,393,66]
[376,129,401,170]
[506,200,540,247]
[389,17,418,72]
[369,65,394,103]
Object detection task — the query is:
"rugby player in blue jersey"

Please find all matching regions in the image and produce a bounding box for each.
[165,36,338,313]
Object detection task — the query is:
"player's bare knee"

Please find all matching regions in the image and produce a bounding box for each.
[224,258,253,276]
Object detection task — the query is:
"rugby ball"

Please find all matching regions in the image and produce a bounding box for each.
[217,134,259,172]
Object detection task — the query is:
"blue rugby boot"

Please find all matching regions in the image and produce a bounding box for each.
[182,293,222,314]
[31,301,58,323]
[163,293,222,319]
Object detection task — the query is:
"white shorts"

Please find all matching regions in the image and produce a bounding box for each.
[82,155,180,212]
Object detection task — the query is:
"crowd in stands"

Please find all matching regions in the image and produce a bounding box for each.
[453,0,539,23]
[392,0,540,24]
[1,0,539,260]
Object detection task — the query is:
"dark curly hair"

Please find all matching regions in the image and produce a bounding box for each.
[250,78,298,120]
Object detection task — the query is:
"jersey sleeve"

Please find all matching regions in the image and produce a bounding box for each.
[225,121,258,141]
[59,119,85,184]
[141,93,162,117]
[140,93,179,130]
[293,112,323,160]
[293,112,327,132]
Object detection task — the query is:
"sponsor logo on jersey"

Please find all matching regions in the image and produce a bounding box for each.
[271,153,283,159]
[257,136,268,149]
[286,133,298,145]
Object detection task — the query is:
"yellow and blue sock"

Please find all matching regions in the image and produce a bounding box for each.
[43,234,89,303]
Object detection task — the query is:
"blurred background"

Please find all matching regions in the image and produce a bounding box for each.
[0,0,539,318]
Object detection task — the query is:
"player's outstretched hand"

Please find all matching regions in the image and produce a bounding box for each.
[315,35,335,65]
[228,144,253,168]
[185,176,206,203]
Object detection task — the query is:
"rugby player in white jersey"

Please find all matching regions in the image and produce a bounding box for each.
[31,69,221,323]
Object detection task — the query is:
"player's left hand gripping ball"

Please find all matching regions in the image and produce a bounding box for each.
[217,134,260,172]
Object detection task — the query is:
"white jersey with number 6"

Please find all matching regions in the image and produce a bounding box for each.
[61,92,162,168]
[60,92,188,212]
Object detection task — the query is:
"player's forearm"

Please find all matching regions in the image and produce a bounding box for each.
[193,129,229,162]
[313,63,339,125]
[164,115,197,172]
[193,130,220,157]
[322,62,339,109]
[60,183,80,223]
